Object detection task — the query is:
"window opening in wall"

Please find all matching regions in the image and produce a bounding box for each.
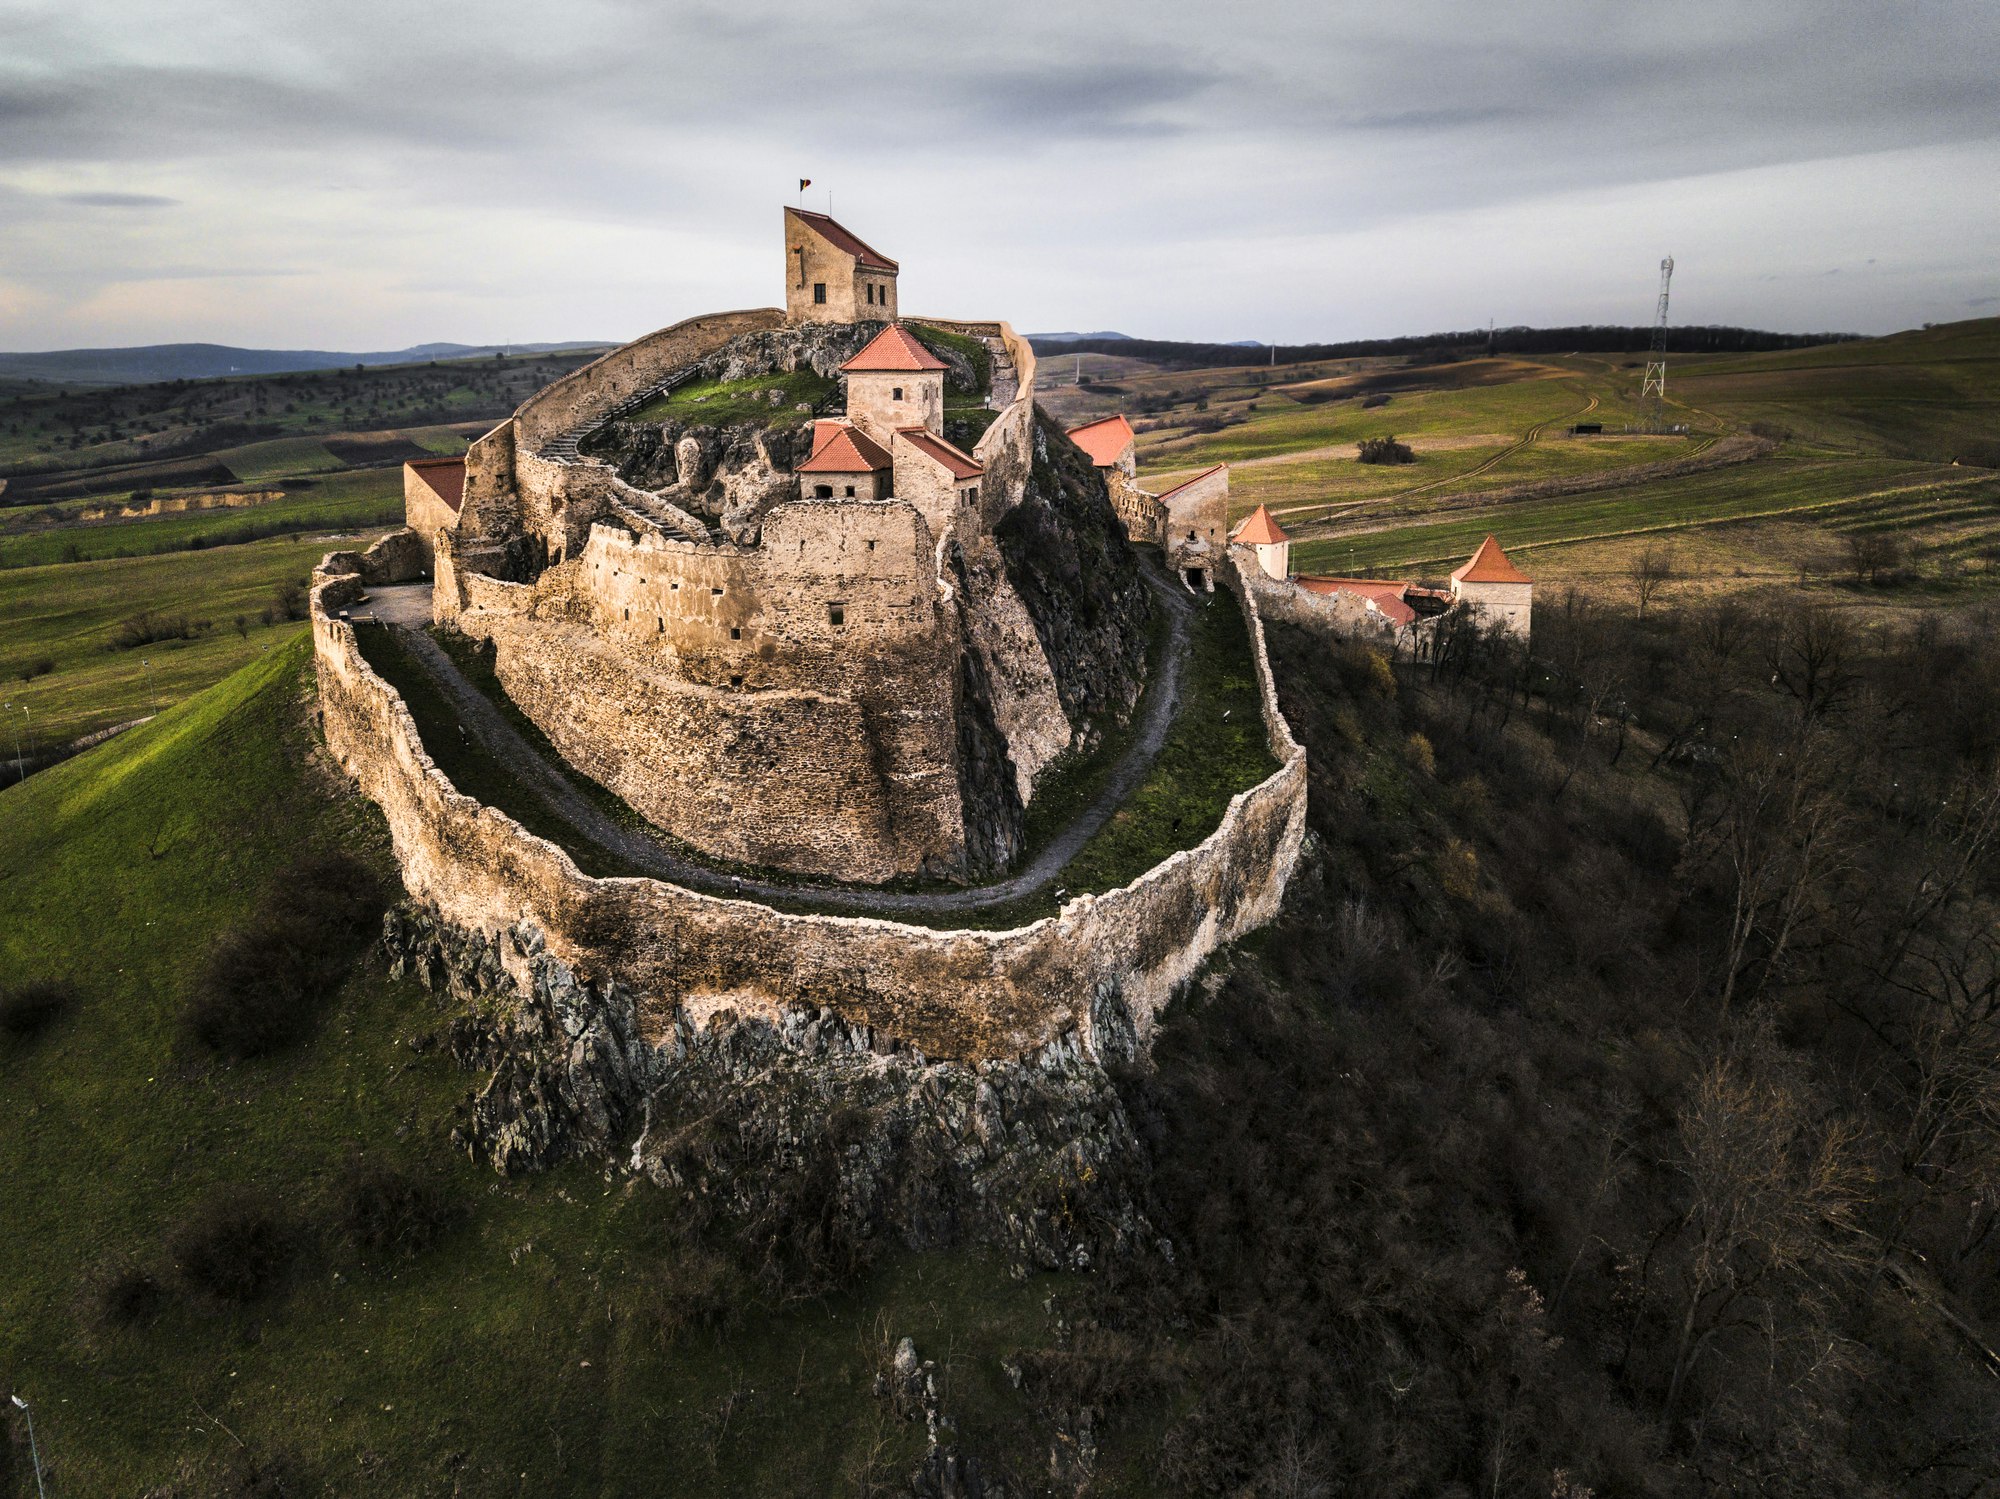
[729,674,743,688]
[892,387,903,401]
[866,539,876,551]
[813,282,826,304]
[623,607,629,620]
[1188,530,1196,540]
[844,485,855,497]
[730,627,742,641]
[657,617,664,632]
[814,484,833,498]
[828,603,846,627]
[711,586,723,597]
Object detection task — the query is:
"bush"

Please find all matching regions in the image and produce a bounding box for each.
[0,979,75,1039]
[110,610,205,649]
[185,852,384,1059]
[269,578,308,623]
[15,656,54,682]
[170,1192,298,1302]
[93,1263,167,1328]
[333,1162,456,1259]
[1357,434,1416,465]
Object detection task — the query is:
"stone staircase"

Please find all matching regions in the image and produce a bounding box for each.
[535,367,699,463]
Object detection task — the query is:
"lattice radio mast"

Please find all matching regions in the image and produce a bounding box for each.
[1641,255,1674,426]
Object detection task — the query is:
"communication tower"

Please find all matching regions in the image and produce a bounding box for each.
[1641,256,1673,426]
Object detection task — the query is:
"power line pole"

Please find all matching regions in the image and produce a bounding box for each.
[1641,256,1674,428]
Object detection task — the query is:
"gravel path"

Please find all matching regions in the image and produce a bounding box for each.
[352,563,1196,918]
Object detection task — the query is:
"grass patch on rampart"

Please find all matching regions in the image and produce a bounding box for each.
[908,323,994,401]
[626,369,834,426]
[0,637,1072,1494]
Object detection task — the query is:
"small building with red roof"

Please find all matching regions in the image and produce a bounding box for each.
[1065,415,1136,473]
[797,419,893,502]
[1231,503,1290,581]
[1448,535,1533,639]
[403,454,465,567]
[840,324,949,439]
[891,426,985,539]
[785,207,900,325]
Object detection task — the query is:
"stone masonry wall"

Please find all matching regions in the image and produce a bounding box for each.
[1162,468,1230,571]
[311,534,1306,1066]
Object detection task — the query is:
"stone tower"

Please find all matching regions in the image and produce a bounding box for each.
[784,208,899,324]
[1449,535,1534,640]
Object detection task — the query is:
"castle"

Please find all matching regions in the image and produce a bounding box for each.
[317,203,1306,1083]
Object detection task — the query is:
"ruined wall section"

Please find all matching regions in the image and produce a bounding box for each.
[455,310,786,578]
[311,549,1306,1065]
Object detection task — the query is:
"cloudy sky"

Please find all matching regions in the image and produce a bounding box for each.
[1,0,1995,352]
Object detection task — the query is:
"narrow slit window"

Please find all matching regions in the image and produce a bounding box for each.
[828,603,846,627]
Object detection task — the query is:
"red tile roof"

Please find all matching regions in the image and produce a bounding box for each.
[790,208,898,272]
[406,455,466,513]
[797,422,892,474]
[1152,463,1228,502]
[1066,414,1135,466]
[1451,534,1531,585]
[897,427,984,480]
[1232,503,1289,546]
[840,324,949,373]
[1297,575,1418,626]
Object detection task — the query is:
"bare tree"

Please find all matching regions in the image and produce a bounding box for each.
[1630,545,1674,619]
[1661,1053,1872,1426]
[1690,733,1855,1016]
[1761,602,1857,722]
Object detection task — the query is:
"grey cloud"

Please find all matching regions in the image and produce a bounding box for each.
[58,191,179,208]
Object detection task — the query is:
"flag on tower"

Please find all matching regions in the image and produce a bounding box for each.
[799,178,811,191]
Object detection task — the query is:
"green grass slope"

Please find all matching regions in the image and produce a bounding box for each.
[0,639,1062,1496]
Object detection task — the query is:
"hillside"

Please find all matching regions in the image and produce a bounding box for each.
[6,570,2000,1493]
[0,341,611,387]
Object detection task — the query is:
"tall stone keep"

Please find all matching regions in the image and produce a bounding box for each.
[785,208,899,324]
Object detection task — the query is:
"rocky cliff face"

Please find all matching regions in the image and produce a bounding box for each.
[994,414,1154,749]
[385,906,1156,1271]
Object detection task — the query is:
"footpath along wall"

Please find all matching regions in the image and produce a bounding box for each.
[311,536,1306,1065]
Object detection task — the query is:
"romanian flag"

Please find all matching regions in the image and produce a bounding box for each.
[799,178,811,191]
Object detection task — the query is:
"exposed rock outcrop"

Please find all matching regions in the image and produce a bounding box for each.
[385,906,1158,1271]
[995,415,1154,750]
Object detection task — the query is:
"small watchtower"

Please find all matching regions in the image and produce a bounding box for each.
[784,208,899,324]
[1450,535,1533,641]
[839,324,947,440]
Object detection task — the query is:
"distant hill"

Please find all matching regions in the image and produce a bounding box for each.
[1024,331,1133,344]
[1029,325,1861,368]
[0,341,612,386]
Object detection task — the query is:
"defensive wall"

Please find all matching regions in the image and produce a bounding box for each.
[457,308,788,552]
[1238,561,1454,658]
[310,534,1306,1065]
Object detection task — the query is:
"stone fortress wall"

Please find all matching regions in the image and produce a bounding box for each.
[310,537,1307,1065]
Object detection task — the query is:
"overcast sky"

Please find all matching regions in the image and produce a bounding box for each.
[2,0,1996,352]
